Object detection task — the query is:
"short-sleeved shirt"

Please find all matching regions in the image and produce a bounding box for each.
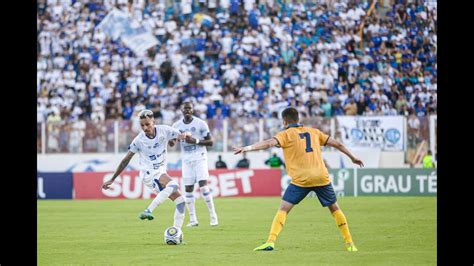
[274,124,330,187]
[128,125,181,171]
[172,116,211,162]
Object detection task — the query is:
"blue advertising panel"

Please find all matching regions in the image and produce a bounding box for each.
[37,172,73,199]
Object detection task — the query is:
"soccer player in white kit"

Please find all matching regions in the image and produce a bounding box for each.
[101,109,188,229]
[170,102,219,227]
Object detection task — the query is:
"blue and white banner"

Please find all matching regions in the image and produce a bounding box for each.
[96,8,159,55]
[336,116,405,151]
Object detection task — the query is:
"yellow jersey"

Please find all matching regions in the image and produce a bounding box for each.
[274,124,330,187]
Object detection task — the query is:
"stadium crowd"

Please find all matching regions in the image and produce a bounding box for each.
[37,0,437,126]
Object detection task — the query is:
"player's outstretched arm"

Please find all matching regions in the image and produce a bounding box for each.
[326,137,364,167]
[232,138,278,154]
[102,151,135,190]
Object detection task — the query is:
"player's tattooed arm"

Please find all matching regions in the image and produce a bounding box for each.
[232,138,278,154]
[102,151,135,190]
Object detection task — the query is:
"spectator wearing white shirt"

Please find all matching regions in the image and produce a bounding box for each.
[221,33,234,55]
[91,93,105,122]
[165,17,178,34]
[297,56,312,80]
[202,74,220,94]
[259,14,272,34]
[321,68,334,91]
[269,62,282,93]
[244,0,255,12]
[241,30,257,53]
[220,0,230,9]
[223,65,240,86]
[181,0,192,21]
[307,69,319,91]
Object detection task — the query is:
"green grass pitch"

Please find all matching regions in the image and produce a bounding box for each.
[38,196,436,265]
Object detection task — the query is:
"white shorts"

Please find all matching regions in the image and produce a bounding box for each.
[182,159,209,186]
[140,167,167,194]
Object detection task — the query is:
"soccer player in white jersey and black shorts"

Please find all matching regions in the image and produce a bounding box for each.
[102,109,188,229]
[170,102,218,227]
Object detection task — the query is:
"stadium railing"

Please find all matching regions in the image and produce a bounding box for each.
[37,115,437,164]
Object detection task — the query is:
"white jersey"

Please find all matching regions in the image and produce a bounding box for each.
[172,116,210,162]
[128,125,181,172]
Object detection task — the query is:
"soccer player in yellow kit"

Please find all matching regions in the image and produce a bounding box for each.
[233,107,364,252]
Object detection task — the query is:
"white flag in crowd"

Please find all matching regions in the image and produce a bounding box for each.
[96,8,159,55]
[336,116,405,151]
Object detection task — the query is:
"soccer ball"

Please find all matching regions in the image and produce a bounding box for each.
[164,226,183,245]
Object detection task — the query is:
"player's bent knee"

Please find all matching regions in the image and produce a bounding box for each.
[279,200,294,213]
[328,203,339,213]
[158,174,172,186]
[166,180,179,193]
[168,192,181,201]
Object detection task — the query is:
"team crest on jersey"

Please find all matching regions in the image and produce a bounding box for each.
[191,127,196,132]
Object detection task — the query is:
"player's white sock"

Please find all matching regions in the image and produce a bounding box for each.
[173,196,185,229]
[200,186,217,218]
[185,191,198,223]
[146,180,179,212]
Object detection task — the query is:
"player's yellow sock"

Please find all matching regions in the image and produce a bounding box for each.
[332,209,353,244]
[267,210,287,243]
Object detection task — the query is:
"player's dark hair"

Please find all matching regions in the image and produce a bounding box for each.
[282,107,299,123]
[182,101,193,107]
